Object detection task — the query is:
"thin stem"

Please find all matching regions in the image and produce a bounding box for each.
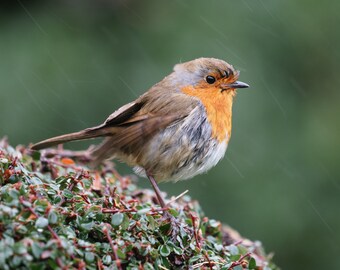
[103,226,122,270]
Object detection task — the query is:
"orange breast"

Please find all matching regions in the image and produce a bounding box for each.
[181,85,234,143]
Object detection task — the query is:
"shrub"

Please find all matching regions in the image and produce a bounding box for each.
[0,139,278,269]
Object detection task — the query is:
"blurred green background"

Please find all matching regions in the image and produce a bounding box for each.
[1,0,340,269]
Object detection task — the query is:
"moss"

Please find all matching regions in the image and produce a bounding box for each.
[0,138,278,270]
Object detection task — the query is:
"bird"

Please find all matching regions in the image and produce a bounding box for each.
[31,57,249,208]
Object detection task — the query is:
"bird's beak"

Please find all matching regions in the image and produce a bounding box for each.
[221,81,249,90]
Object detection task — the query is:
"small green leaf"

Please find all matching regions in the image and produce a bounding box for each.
[188,255,202,264]
[228,245,239,255]
[80,221,94,231]
[13,243,27,255]
[102,255,112,265]
[49,184,59,191]
[8,174,20,183]
[143,262,155,270]
[48,211,58,224]
[159,222,171,235]
[53,195,62,204]
[137,207,151,215]
[30,177,43,185]
[230,254,241,261]
[214,243,223,252]
[168,208,179,217]
[55,176,69,184]
[111,213,124,226]
[120,214,130,230]
[82,179,92,189]
[249,257,257,269]
[147,215,155,230]
[21,200,32,207]
[173,246,183,255]
[116,248,126,259]
[9,189,19,199]
[11,255,22,266]
[237,244,248,255]
[35,217,49,228]
[159,245,171,257]
[31,151,41,161]
[0,158,9,163]
[31,242,42,259]
[85,252,95,263]
[16,224,28,234]
[208,219,220,228]
[63,189,73,199]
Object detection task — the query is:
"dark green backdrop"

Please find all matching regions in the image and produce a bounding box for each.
[1,1,340,269]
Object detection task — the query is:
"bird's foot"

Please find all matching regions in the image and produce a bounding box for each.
[159,210,193,241]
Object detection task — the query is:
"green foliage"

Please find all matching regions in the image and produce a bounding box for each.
[0,141,278,269]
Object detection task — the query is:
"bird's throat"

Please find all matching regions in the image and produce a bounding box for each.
[181,86,233,143]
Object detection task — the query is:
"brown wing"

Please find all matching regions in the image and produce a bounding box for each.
[104,101,145,126]
[91,114,182,165]
[91,90,199,165]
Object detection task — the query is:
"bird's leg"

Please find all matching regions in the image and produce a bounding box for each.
[146,171,188,241]
[146,172,166,208]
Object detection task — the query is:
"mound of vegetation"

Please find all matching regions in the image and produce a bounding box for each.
[0,138,278,269]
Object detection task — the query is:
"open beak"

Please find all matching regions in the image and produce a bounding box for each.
[221,81,249,90]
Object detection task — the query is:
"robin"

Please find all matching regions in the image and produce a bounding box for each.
[31,57,249,208]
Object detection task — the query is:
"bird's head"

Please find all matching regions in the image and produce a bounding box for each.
[170,58,249,143]
[173,57,249,97]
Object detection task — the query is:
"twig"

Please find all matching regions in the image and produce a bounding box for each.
[190,213,201,249]
[39,147,93,162]
[103,225,122,270]
[204,250,213,270]
[102,208,136,214]
[52,160,85,172]
[102,206,168,214]
[193,261,224,269]
[166,189,189,206]
[56,257,65,269]
[228,252,251,269]
[190,213,213,269]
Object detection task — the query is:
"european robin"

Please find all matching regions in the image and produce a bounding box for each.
[31,58,249,208]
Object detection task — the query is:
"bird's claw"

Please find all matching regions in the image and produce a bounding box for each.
[159,211,193,241]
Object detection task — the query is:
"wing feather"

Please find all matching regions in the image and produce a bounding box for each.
[91,114,183,165]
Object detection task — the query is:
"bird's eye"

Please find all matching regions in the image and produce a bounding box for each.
[205,75,216,84]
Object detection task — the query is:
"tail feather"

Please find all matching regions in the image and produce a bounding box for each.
[31,126,109,150]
